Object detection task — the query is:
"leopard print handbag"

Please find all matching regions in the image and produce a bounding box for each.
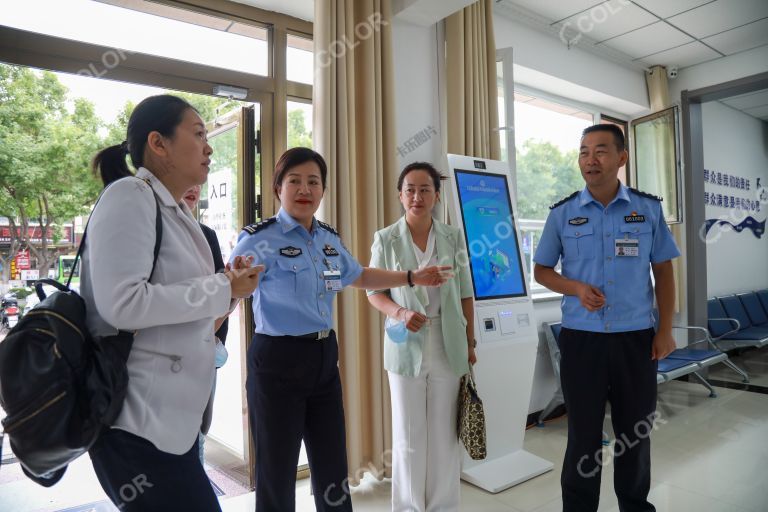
[457,369,487,460]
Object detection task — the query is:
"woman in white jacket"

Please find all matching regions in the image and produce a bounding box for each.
[82,95,262,512]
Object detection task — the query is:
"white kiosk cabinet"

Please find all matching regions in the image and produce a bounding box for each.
[447,154,553,493]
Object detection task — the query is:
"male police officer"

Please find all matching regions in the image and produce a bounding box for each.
[534,124,679,512]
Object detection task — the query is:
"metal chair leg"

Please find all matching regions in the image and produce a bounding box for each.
[692,371,717,398]
[722,359,750,383]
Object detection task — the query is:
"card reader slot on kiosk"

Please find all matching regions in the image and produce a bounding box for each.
[498,310,517,335]
[447,154,553,493]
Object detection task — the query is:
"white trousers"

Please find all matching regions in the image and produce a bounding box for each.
[388,320,462,512]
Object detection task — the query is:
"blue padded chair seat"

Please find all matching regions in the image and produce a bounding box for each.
[757,290,768,314]
[738,292,768,327]
[658,358,696,373]
[719,295,754,330]
[708,298,737,337]
[708,297,768,340]
[666,348,723,361]
[734,326,768,338]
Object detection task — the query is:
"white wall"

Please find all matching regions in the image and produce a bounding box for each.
[393,0,475,26]
[702,101,768,297]
[391,18,444,171]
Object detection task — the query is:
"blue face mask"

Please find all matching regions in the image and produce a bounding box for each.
[215,339,229,368]
[385,317,409,344]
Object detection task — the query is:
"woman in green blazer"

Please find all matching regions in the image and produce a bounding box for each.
[367,162,476,512]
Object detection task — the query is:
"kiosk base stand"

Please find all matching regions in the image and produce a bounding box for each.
[446,153,555,496]
[461,450,554,494]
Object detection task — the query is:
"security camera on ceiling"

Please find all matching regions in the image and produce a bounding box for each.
[667,65,679,79]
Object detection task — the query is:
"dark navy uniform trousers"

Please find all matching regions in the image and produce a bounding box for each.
[559,327,658,512]
[247,330,353,512]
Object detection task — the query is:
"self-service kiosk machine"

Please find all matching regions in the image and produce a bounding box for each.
[447,154,553,493]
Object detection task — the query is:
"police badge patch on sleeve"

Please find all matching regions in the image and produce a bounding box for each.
[279,246,302,257]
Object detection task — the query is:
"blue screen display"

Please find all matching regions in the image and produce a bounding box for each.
[454,169,527,300]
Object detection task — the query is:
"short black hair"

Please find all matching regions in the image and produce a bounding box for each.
[273,147,328,195]
[397,162,443,192]
[581,124,625,151]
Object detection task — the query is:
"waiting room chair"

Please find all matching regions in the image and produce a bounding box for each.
[709,296,768,351]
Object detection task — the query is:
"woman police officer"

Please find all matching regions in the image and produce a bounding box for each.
[229,147,451,512]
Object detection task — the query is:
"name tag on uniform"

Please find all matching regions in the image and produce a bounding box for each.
[323,270,342,291]
[615,238,639,257]
[323,244,340,257]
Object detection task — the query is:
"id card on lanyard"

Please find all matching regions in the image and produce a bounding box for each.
[323,258,342,291]
[615,238,639,257]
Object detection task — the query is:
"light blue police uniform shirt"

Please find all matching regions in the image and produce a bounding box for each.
[534,184,680,333]
[229,207,363,336]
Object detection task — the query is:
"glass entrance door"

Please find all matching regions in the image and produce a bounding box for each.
[200,104,260,483]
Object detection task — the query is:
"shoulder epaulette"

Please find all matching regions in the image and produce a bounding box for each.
[242,217,277,235]
[549,191,579,210]
[628,187,663,201]
[317,220,339,236]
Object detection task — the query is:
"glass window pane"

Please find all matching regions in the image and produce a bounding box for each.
[633,107,681,223]
[287,100,313,148]
[513,92,592,294]
[4,0,268,76]
[287,34,313,85]
[513,93,592,222]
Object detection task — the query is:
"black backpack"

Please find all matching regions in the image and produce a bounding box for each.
[0,178,162,486]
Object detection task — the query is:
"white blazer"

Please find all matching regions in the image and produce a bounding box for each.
[80,167,231,454]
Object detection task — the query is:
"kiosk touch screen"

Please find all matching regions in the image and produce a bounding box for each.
[454,169,527,300]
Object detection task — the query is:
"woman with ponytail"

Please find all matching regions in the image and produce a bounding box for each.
[81,95,263,511]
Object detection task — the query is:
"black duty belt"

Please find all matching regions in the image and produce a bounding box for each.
[293,329,333,341]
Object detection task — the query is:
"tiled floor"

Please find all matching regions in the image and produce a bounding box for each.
[1,349,767,511]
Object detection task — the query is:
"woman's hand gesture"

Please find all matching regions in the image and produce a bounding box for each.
[412,265,453,287]
[226,255,265,298]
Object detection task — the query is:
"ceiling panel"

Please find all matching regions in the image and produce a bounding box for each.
[632,0,714,19]
[636,40,720,67]
[722,90,768,110]
[502,0,603,23]
[601,21,693,58]
[558,0,657,43]
[702,18,768,55]
[667,0,768,39]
